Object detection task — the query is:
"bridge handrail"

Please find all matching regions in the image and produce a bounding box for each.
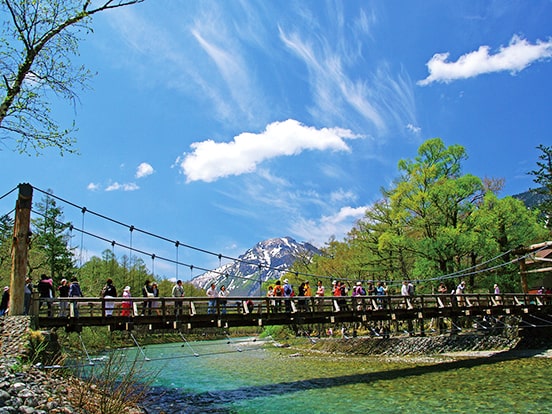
[32,292,551,320]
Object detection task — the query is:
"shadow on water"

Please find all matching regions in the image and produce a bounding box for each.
[142,348,545,413]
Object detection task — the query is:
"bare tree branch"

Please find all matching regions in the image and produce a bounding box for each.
[0,0,145,155]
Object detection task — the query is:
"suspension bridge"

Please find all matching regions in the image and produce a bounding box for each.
[30,291,552,339]
[3,183,552,339]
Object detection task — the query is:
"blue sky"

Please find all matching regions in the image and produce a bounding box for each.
[1,1,552,280]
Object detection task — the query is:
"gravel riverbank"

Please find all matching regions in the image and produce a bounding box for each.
[0,315,144,413]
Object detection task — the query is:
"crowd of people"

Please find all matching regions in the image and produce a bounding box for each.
[7,274,551,319]
[261,279,393,313]
[31,274,84,317]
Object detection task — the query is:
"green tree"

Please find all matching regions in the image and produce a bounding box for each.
[387,138,486,280]
[529,144,552,229]
[0,0,143,154]
[352,196,414,283]
[30,191,75,280]
[472,193,549,291]
[306,138,548,294]
[0,214,14,286]
[78,249,155,297]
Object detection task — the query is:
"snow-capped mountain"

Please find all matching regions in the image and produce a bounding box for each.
[191,236,321,296]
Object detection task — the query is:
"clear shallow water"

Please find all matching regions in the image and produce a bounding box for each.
[114,338,552,413]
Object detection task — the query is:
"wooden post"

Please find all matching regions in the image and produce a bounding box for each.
[519,258,528,294]
[9,183,33,315]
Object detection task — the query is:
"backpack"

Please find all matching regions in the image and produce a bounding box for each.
[284,284,292,296]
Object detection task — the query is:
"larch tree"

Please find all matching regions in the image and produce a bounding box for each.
[0,0,144,154]
[471,192,549,291]
[30,191,75,281]
[0,214,14,286]
[348,196,413,283]
[529,144,552,229]
[387,138,486,280]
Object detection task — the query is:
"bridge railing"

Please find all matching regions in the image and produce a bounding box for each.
[32,292,552,320]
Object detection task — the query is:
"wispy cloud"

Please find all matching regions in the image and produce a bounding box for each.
[178,119,361,183]
[418,35,552,85]
[106,5,265,126]
[107,4,416,135]
[279,27,385,131]
[191,21,259,123]
[136,162,155,179]
[87,182,100,191]
[217,173,368,246]
[105,182,140,192]
[330,189,357,204]
[291,205,368,246]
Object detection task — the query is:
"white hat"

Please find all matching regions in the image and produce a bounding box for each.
[3,286,8,291]
[124,286,131,291]
[356,281,362,286]
[283,279,289,284]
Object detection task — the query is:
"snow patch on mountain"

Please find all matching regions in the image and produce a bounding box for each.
[191,236,321,296]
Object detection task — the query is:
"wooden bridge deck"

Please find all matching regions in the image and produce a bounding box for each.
[33,293,552,333]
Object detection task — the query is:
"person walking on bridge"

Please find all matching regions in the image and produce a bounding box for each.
[0,287,9,316]
[273,280,283,312]
[493,283,501,305]
[58,278,69,317]
[23,278,33,315]
[121,286,132,317]
[172,280,185,316]
[219,285,229,314]
[206,283,218,314]
[101,278,117,317]
[456,281,466,306]
[37,274,54,317]
[69,277,83,318]
[142,280,154,315]
[283,279,292,313]
[315,280,325,311]
[151,282,160,315]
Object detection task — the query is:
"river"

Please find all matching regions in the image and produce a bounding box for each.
[100,337,552,413]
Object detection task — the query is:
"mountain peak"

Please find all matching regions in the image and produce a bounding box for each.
[191,236,321,295]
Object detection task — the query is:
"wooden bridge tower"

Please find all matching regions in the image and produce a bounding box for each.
[9,183,33,315]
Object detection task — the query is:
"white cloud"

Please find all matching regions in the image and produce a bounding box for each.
[418,35,552,85]
[291,205,368,246]
[322,206,368,225]
[105,182,140,192]
[179,119,361,183]
[136,162,155,179]
[330,189,357,203]
[87,182,100,191]
[406,123,421,134]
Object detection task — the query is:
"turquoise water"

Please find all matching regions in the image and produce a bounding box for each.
[113,338,552,413]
